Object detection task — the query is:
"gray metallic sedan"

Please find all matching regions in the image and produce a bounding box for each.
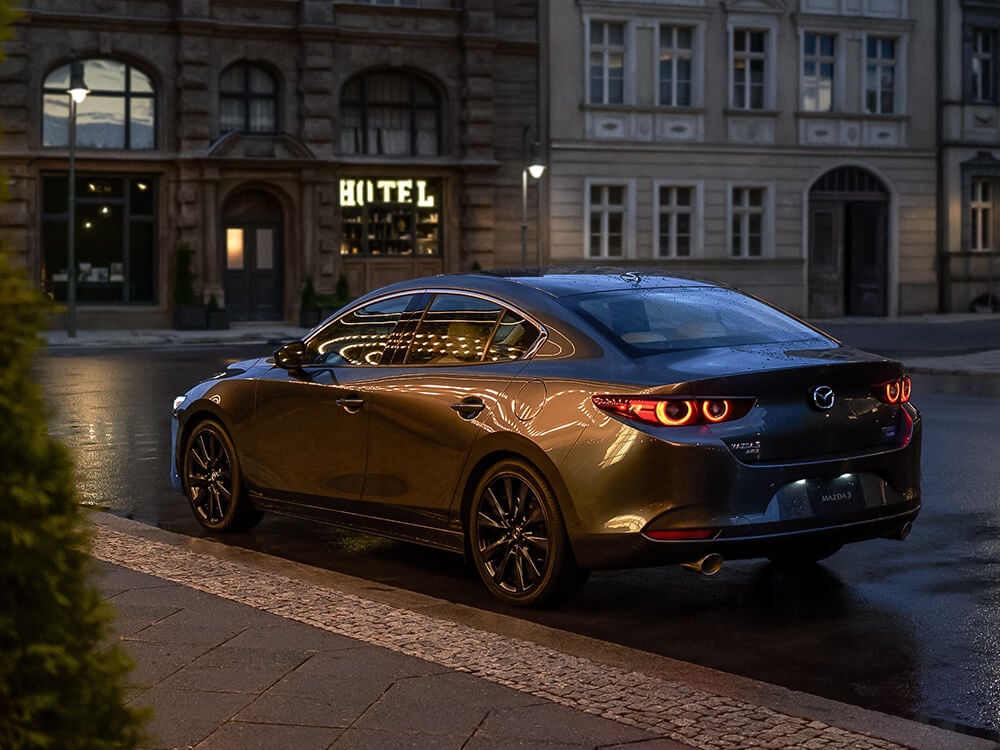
[171,269,921,606]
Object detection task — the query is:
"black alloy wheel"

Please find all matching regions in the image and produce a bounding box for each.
[469,459,584,607]
[182,421,262,531]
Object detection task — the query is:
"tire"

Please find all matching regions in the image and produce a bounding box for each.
[181,420,263,532]
[468,458,585,607]
[767,542,842,566]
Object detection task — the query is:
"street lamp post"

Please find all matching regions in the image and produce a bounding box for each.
[520,126,545,268]
[66,55,89,338]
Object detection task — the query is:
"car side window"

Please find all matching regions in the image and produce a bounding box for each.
[405,294,504,365]
[309,294,415,366]
[486,311,540,362]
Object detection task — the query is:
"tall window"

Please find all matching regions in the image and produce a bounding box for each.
[656,185,694,258]
[659,25,693,107]
[339,70,442,156]
[972,29,996,103]
[865,37,897,114]
[972,178,993,252]
[589,21,626,104]
[42,59,155,149]
[41,175,157,303]
[731,30,767,110]
[219,63,278,134]
[587,184,627,258]
[730,187,765,258]
[802,33,835,112]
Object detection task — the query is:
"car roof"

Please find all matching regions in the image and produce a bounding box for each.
[372,267,720,303]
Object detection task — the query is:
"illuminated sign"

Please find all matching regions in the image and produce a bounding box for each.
[340,179,436,208]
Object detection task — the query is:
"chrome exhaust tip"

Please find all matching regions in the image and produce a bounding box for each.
[681,553,723,576]
[895,521,913,541]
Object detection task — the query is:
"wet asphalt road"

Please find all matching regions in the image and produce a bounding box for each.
[36,343,1000,742]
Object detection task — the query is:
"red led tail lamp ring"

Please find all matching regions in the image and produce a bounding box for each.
[655,399,697,426]
[592,395,753,427]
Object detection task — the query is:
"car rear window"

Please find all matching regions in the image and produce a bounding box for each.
[563,286,833,356]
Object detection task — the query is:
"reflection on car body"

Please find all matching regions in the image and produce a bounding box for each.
[171,268,921,606]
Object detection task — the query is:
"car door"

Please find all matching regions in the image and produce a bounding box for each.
[361,293,541,532]
[247,293,423,508]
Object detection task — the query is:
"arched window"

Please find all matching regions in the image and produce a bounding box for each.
[339,70,442,156]
[42,59,156,149]
[219,62,279,135]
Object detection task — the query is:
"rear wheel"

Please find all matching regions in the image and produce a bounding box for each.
[182,420,263,531]
[468,459,585,607]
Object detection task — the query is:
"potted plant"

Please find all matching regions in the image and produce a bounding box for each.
[299,276,321,328]
[173,243,207,330]
[206,294,229,330]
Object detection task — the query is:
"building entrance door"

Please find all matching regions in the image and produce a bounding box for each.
[223,190,284,321]
[808,168,888,317]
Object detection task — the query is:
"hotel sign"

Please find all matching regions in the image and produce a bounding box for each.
[339,179,436,208]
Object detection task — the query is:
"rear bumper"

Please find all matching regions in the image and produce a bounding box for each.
[571,501,920,570]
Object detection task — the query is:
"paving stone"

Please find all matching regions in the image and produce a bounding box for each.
[352,671,542,736]
[159,645,309,694]
[127,686,254,749]
[192,721,343,750]
[329,727,471,749]
[472,702,653,746]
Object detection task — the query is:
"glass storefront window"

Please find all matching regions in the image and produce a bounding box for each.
[41,175,157,304]
[340,178,441,256]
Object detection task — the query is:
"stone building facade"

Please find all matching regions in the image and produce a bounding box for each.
[940,0,1000,312]
[0,0,541,327]
[542,0,939,317]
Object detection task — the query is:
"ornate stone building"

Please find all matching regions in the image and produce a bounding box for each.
[940,0,1000,312]
[542,0,939,317]
[0,0,541,327]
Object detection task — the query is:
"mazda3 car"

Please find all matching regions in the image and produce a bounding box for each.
[171,269,921,606]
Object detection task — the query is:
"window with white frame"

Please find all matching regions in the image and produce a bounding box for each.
[658,25,694,107]
[587,183,627,258]
[865,36,897,114]
[730,186,766,257]
[589,20,626,105]
[656,184,696,258]
[802,33,835,112]
[972,178,993,252]
[731,29,767,110]
[972,28,997,103]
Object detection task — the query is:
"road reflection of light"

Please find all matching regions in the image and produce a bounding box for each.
[42,357,161,512]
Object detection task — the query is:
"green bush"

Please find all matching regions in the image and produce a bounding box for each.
[0,253,147,749]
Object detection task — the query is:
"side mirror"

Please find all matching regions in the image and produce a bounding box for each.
[274,340,308,371]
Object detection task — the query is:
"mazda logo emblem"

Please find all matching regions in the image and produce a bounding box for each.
[812,385,836,410]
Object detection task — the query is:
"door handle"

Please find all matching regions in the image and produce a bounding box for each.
[336,397,365,413]
[450,399,485,419]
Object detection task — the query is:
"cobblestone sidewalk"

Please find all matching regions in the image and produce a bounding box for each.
[90,519,960,750]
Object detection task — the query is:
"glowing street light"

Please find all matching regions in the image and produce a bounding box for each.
[520,125,545,268]
[66,54,89,337]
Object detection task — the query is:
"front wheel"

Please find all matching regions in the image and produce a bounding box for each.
[468,459,585,607]
[181,420,263,532]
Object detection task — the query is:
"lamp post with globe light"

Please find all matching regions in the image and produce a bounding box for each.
[66,54,89,337]
[520,126,545,268]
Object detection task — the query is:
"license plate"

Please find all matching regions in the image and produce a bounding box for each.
[808,476,862,516]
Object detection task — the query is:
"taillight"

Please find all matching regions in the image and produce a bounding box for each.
[592,395,754,427]
[876,375,912,404]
